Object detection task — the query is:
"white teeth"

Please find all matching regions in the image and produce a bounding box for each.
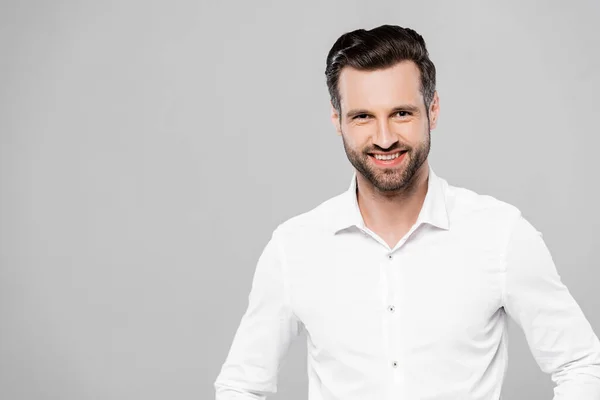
[374,152,402,160]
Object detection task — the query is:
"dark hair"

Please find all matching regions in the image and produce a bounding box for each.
[325,24,436,116]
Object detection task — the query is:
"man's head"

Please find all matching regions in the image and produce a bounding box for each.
[325,25,440,192]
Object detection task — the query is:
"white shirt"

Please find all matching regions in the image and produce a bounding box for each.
[214,165,600,400]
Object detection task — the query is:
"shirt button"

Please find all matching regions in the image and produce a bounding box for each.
[387,305,395,313]
[388,254,393,260]
[392,361,398,368]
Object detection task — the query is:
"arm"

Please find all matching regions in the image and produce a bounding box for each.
[214,228,302,399]
[503,213,600,399]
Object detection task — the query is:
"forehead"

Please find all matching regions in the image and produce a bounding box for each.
[337,61,423,111]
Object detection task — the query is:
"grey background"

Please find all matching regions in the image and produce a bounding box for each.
[1,1,599,399]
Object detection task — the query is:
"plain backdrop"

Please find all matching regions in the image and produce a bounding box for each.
[1,1,599,399]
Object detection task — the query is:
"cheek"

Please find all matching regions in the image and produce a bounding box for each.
[341,133,361,153]
[388,121,420,141]
[343,126,373,146]
[405,119,429,138]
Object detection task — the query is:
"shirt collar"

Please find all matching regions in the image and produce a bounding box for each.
[330,164,450,235]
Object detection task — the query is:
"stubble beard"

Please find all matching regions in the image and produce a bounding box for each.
[341,128,431,193]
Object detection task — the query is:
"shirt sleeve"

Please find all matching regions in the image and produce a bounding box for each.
[214,228,302,400]
[503,213,600,399]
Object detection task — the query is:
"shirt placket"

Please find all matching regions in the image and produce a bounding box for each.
[386,251,405,390]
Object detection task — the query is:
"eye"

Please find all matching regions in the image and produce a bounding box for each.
[353,113,371,120]
[394,110,411,117]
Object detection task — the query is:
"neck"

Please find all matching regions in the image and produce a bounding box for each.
[356,162,430,236]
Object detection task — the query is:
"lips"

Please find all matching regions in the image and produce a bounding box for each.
[368,150,408,166]
[368,150,408,158]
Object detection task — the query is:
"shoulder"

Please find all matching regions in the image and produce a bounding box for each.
[272,190,346,238]
[444,179,524,241]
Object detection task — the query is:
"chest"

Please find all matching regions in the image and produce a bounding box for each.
[286,229,505,357]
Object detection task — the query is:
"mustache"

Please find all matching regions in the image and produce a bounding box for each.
[366,148,410,154]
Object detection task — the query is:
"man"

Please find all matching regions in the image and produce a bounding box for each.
[214,24,600,399]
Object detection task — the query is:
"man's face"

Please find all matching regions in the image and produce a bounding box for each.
[331,61,439,192]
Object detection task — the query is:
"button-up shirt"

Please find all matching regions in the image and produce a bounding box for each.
[214,165,600,400]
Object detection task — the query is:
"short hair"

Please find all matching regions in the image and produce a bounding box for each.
[325,24,436,116]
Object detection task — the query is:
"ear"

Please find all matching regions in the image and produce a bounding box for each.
[330,102,342,136]
[428,91,440,130]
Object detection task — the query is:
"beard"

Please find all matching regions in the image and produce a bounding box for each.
[341,128,431,193]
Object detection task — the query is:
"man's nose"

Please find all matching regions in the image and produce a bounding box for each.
[373,120,397,150]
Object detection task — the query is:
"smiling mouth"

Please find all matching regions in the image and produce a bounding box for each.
[368,150,408,161]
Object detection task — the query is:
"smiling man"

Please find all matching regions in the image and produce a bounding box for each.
[214,25,600,400]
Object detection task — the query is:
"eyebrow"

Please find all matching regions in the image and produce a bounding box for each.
[345,105,421,119]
